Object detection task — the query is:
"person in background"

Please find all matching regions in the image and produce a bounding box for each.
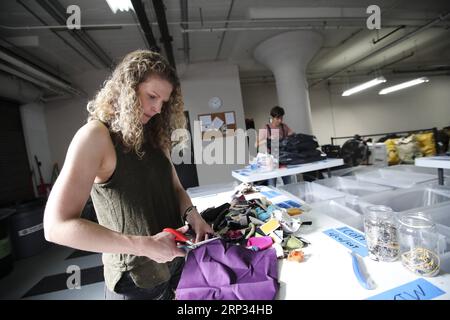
[43,50,213,300]
[257,106,295,186]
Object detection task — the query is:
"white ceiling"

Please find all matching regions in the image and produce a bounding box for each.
[0,0,449,95]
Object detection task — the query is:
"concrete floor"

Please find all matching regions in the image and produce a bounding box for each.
[0,244,104,300]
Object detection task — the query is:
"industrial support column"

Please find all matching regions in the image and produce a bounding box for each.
[254,31,323,134]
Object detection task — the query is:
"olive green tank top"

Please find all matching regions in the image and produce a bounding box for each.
[91,128,183,292]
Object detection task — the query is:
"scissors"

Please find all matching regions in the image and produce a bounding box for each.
[163,227,219,250]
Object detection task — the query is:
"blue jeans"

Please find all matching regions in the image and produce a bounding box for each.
[267,175,293,187]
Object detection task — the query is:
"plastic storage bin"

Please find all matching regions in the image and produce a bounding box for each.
[355,168,436,189]
[311,200,364,231]
[329,165,379,177]
[315,177,393,197]
[187,181,239,198]
[358,185,450,213]
[386,164,450,176]
[278,181,346,204]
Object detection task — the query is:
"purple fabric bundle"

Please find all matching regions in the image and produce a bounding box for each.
[176,239,279,300]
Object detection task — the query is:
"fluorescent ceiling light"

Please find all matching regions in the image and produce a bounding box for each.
[379,77,429,95]
[342,77,386,96]
[105,0,134,14]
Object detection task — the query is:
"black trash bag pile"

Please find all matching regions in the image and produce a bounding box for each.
[278,133,326,165]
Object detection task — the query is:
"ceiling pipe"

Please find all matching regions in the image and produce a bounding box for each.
[0,63,59,92]
[3,20,448,31]
[215,0,235,61]
[0,71,42,103]
[17,0,98,69]
[0,48,83,96]
[180,0,190,63]
[152,0,176,68]
[131,0,160,52]
[393,66,450,73]
[36,0,112,69]
[308,11,450,88]
[372,25,405,44]
[183,25,361,33]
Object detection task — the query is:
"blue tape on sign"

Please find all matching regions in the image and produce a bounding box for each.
[276,202,290,209]
[323,228,368,257]
[336,226,367,247]
[367,278,446,300]
[285,200,301,208]
[260,191,282,199]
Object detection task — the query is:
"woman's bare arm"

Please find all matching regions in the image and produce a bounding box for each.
[44,121,184,262]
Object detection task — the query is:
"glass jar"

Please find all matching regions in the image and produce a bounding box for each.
[363,205,399,262]
[397,213,441,277]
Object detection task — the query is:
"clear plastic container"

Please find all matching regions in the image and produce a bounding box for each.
[311,200,363,231]
[278,181,346,204]
[386,164,450,176]
[397,213,441,277]
[355,168,436,189]
[359,185,450,213]
[315,177,393,197]
[363,205,399,262]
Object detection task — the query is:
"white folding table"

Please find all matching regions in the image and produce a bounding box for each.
[231,158,344,183]
[415,155,450,185]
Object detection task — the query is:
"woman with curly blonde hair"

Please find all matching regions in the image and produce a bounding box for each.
[44,50,213,300]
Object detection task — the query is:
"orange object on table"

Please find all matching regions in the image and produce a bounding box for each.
[287,250,304,262]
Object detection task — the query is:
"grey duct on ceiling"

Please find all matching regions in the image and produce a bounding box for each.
[36,0,112,69]
[0,47,83,96]
[17,0,99,69]
[309,11,450,88]
[0,71,42,103]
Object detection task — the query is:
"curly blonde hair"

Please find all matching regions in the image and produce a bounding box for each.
[87,50,185,156]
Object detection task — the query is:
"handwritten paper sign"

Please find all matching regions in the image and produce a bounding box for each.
[367,278,445,300]
[323,227,368,257]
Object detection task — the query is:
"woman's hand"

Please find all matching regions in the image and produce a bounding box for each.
[187,211,214,243]
[138,225,188,263]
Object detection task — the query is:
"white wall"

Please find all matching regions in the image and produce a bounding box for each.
[241,76,450,146]
[44,63,248,187]
[44,69,109,168]
[20,103,53,196]
[241,82,279,132]
[310,75,450,145]
[180,62,247,186]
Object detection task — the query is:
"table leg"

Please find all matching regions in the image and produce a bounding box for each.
[327,168,332,178]
[438,168,444,185]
